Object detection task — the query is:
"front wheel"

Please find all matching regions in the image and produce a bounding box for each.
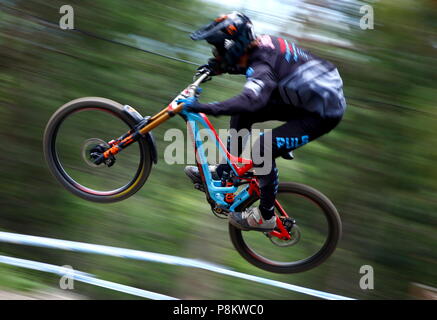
[43,97,153,203]
[229,182,342,273]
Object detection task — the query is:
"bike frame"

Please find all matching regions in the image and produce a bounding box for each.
[183,109,254,210]
[99,72,291,240]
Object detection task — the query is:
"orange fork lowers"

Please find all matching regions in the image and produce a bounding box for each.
[139,102,184,134]
[102,103,184,160]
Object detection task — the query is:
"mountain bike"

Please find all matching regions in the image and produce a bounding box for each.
[43,70,342,273]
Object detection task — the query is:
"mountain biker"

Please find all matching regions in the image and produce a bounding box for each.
[178,12,346,232]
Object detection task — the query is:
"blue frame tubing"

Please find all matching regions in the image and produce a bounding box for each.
[182,110,252,210]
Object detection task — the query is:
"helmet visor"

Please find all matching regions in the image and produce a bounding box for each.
[190,19,231,43]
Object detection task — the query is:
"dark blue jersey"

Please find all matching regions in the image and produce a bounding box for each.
[196,35,346,119]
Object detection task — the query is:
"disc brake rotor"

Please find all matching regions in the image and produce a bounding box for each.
[269,224,301,247]
[81,138,110,168]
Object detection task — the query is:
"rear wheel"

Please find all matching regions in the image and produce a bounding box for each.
[229,182,342,273]
[43,97,153,203]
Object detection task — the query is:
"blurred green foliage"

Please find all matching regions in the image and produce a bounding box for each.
[0,0,436,299]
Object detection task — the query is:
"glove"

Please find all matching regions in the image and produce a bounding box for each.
[196,58,223,76]
[176,96,201,113]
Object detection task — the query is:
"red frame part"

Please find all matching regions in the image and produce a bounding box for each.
[198,114,291,240]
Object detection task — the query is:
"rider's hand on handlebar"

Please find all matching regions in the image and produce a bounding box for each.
[196,58,222,77]
[176,96,201,113]
[194,87,202,97]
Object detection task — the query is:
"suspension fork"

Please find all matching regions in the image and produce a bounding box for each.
[96,72,210,164]
[94,103,183,165]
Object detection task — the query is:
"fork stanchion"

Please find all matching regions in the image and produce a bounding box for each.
[149,107,169,122]
[140,104,184,135]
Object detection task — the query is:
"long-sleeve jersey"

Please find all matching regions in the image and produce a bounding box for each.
[195,35,346,119]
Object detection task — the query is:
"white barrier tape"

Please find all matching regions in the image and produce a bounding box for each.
[0,255,178,300]
[0,231,355,300]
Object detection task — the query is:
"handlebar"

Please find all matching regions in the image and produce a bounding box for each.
[138,69,212,135]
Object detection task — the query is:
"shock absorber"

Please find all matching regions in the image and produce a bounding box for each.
[225,181,235,203]
[221,171,235,204]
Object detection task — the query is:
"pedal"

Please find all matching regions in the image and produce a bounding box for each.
[212,205,228,219]
[194,183,205,192]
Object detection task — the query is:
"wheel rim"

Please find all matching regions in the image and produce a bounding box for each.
[49,107,146,197]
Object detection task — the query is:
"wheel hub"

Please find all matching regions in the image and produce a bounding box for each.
[268,218,301,247]
[81,138,115,168]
